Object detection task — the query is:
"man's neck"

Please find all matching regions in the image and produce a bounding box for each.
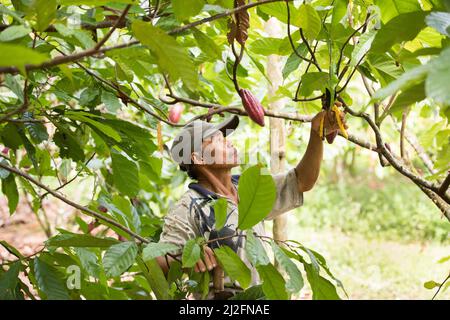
[196,167,238,203]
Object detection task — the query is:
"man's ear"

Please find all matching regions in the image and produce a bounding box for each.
[191,152,203,165]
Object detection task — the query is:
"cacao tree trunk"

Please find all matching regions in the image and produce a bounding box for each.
[265,18,288,258]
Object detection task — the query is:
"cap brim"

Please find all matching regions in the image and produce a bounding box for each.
[204,115,239,138]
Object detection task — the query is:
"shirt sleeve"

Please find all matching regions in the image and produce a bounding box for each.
[265,167,304,220]
[158,199,197,255]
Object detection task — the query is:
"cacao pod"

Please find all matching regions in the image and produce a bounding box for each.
[326,131,338,144]
[239,89,265,127]
[168,104,183,124]
[97,205,108,213]
[2,147,9,155]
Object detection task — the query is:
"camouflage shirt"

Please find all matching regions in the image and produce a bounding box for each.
[158,167,304,298]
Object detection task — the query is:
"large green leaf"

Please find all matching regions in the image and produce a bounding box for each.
[350,31,376,67]
[32,0,57,32]
[271,243,304,294]
[371,11,427,53]
[214,245,252,289]
[299,72,329,97]
[193,28,222,61]
[1,174,18,215]
[0,262,21,300]
[303,262,340,300]
[182,239,201,268]
[33,257,70,300]
[297,4,321,40]
[137,256,170,300]
[111,150,140,197]
[245,231,270,266]
[237,165,276,230]
[102,241,138,277]
[389,82,425,117]
[373,64,429,100]
[256,263,289,300]
[213,197,228,231]
[74,248,100,278]
[131,20,198,90]
[375,0,421,23]
[0,25,31,42]
[0,43,47,74]
[426,47,450,104]
[142,242,180,261]
[172,0,204,21]
[46,233,119,248]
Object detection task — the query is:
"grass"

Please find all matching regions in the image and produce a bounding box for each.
[287,226,449,300]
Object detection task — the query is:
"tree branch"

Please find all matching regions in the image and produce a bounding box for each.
[0,162,150,244]
[94,4,131,50]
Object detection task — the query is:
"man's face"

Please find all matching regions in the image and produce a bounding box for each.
[193,131,239,168]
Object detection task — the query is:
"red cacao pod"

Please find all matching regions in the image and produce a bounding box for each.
[239,89,265,127]
[326,131,338,144]
[2,147,9,155]
[169,104,183,123]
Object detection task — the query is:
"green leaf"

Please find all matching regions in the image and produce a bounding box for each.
[426,11,450,37]
[182,239,201,268]
[111,151,140,197]
[66,112,121,142]
[237,165,277,230]
[271,243,304,293]
[371,11,427,53]
[373,64,429,100]
[249,37,286,56]
[59,0,136,5]
[424,280,440,289]
[303,262,340,300]
[0,240,24,259]
[74,248,100,278]
[172,0,204,21]
[0,262,21,300]
[256,264,289,300]
[143,242,180,261]
[23,113,49,143]
[46,233,119,248]
[282,44,307,79]
[375,0,421,23]
[32,0,57,32]
[389,82,425,117]
[1,174,18,215]
[213,198,228,231]
[299,72,329,97]
[350,31,376,67]
[103,241,138,277]
[245,232,270,266]
[298,4,321,40]
[331,0,348,26]
[53,127,85,162]
[426,47,450,104]
[101,90,122,113]
[132,20,198,90]
[0,25,31,42]
[229,284,266,300]
[0,43,47,74]
[137,256,170,300]
[193,28,222,61]
[33,257,70,300]
[1,123,22,150]
[214,245,252,289]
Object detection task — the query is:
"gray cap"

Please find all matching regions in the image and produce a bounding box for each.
[170,115,239,169]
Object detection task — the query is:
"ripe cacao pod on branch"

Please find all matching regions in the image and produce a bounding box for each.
[239,89,265,127]
[168,104,183,124]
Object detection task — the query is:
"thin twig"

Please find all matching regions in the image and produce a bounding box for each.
[94,4,132,50]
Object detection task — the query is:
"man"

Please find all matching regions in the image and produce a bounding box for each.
[156,109,346,299]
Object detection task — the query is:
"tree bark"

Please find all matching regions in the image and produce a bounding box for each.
[265,18,288,257]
